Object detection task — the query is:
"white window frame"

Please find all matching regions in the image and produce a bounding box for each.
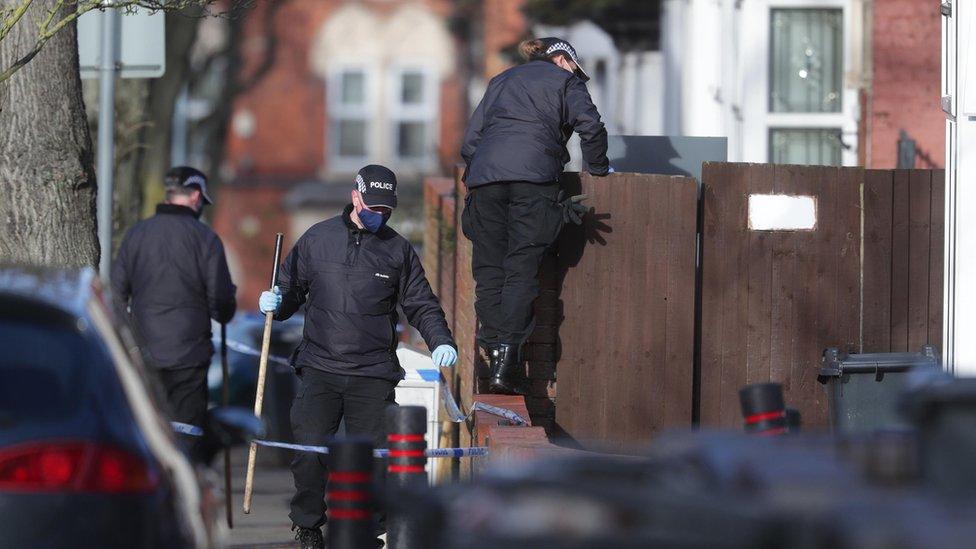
[386,63,439,172]
[739,0,858,165]
[327,64,379,174]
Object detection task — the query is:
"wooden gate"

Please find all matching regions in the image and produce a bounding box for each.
[699,164,944,428]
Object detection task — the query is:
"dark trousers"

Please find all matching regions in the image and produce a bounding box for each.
[289,368,397,530]
[461,181,563,347]
[157,364,209,456]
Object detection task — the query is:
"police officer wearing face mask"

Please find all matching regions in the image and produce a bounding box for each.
[258,164,457,549]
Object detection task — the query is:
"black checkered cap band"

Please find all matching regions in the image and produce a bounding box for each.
[180,174,213,204]
[544,40,590,82]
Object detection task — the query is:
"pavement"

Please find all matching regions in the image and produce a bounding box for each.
[224,447,296,548]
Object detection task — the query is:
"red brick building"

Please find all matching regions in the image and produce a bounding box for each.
[864,0,944,168]
[213,0,942,308]
[214,0,478,305]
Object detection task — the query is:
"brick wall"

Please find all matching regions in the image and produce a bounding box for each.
[482,0,528,78]
[869,0,944,168]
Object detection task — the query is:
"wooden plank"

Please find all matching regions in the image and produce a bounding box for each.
[907,170,933,352]
[745,166,775,389]
[889,170,911,352]
[929,170,946,348]
[664,176,698,427]
[698,162,729,425]
[605,179,639,445]
[768,164,803,395]
[836,167,862,354]
[719,164,767,426]
[862,170,894,352]
[804,166,842,427]
[641,176,673,437]
[786,166,823,426]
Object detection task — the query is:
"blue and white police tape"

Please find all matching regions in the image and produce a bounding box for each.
[172,421,205,436]
[171,421,488,458]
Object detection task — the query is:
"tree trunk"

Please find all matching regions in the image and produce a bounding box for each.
[0,1,98,267]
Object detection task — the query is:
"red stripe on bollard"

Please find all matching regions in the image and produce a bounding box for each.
[388,465,426,474]
[388,449,425,458]
[329,471,371,483]
[388,434,425,443]
[327,490,369,502]
[329,509,371,521]
[745,410,786,425]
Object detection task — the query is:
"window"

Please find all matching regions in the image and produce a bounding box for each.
[391,68,437,165]
[770,9,843,113]
[330,68,372,163]
[766,8,845,166]
[769,128,842,165]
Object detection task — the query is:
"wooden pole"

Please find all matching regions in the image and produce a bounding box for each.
[243,233,284,514]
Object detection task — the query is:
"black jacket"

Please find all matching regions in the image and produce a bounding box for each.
[112,204,237,369]
[461,60,610,187]
[275,205,455,381]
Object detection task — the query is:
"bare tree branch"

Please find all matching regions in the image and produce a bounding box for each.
[0,0,223,84]
[0,0,33,44]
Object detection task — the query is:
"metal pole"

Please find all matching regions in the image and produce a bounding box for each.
[97,4,120,282]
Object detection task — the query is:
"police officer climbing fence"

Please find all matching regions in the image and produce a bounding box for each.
[461,37,611,395]
[112,167,237,458]
[258,164,457,549]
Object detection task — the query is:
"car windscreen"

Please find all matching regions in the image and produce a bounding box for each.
[0,320,92,428]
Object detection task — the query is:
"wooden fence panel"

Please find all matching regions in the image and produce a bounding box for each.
[863,170,894,352]
[555,173,698,450]
[700,163,944,429]
[700,163,861,427]
[929,170,946,348]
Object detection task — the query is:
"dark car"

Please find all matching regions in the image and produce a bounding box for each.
[0,267,256,548]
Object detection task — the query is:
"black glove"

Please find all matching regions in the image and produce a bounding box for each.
[557,192,588,225]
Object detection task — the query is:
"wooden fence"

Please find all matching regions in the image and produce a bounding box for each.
[699,164,945,428]
[424,163,945,453]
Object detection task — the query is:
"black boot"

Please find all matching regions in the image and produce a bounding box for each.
[293,525,324,549]
[489,343,526,395]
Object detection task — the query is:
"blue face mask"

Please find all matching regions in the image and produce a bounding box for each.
[359,207,389,233]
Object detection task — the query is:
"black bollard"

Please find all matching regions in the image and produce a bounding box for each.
[739,383,788,436]
[386,406,428,549]
[327,437,375,549]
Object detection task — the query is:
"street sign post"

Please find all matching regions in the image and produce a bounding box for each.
[78,7,166,79]
[78,5,165,281]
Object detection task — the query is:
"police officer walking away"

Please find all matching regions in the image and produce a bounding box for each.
[461,37,611,395]
[112,166,237,454]
[258,164,457,549]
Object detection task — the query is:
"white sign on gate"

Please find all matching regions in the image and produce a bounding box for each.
[78,7,165,79]
[748,194,817,231]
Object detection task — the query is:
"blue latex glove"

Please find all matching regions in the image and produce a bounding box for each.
[431,344,458,367]
[607,166,615,174]
[258,286,281,314]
